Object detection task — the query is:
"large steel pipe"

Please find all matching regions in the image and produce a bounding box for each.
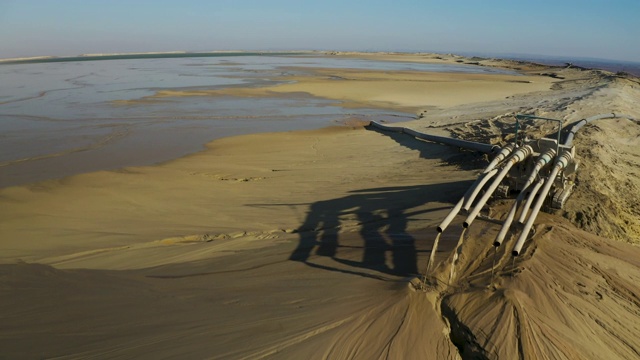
[493,149,555,246]
[437,168,498,233]
[459,144,515,211]
[427,169,497,273]
[521,149,556,189]
[463,145,533,228]
[517,178,544,224]
[517,149,557,224]
[493,196,525,247]
[483,143,515,173]
[368,121,502,154]
[512,152,573,256]
[564,113,638,147]
[436,144,514,233]
[426,143,514,273]
[461,168,499,211]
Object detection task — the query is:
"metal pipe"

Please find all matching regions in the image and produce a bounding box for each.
[436,198,464,234]
[564,113,638,146]
[463,145,533,228]
[437,168,498,233]
[369,121,514,233]
[460,144,515,211]
[461,168,499,211]
[422,123,518,276]
[428,154,507,272]
[517,178,545,224]
[512,152,573,256]
[493,149,555,247]
[493,196,524,247]
[403,127,501,154]
[515,149,557,224]
[483,143,515,174]
[426,133,516,276]
[434,143,514,233]
[368,121,501,154]
[521,149,556,189]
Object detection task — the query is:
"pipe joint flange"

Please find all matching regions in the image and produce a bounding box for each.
[540,148,556,162]
[510,145,534,162]
[556,151,573,169]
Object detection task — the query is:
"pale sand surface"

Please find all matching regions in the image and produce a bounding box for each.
[120,68,554,112]
[2,53,640,359]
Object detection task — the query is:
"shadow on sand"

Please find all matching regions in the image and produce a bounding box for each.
[288,182,472,278]
[286,126,484,278]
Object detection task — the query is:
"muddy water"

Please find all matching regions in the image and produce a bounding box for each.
[0,55,514,187]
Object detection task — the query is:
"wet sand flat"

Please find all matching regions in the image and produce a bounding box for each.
[136,69,554,111]
[1,53,517,187]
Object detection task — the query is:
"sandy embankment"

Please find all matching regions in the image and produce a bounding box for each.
[2,53,640,359]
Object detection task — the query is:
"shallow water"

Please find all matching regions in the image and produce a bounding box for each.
[0,55,515,187]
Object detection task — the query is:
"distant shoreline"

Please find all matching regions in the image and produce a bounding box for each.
[0,51,307,65]
[2,50,638,77]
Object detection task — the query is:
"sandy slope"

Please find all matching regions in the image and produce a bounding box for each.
[0,125,473,359]
[0,125,473,265]
[423,207,640,360]
[2,53,640,359]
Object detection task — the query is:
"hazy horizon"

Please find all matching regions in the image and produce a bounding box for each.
[3,50,640,67]
[1,0,639,63]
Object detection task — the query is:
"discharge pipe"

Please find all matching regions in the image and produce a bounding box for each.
[368,121,501,154]
[517,179,545,224]
[483,144,515,173]
[426,143,515,273]
[461,168,499,211]
[436,144,515,233]
[508,113,637,255]
[368,121,512,234]
[462,144,515,211]
[564,113,638,146]
[512,152,573,256]
[463,145,533,228]
[493,149,556,247]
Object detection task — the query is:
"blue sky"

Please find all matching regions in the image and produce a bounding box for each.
[1,0,638,62]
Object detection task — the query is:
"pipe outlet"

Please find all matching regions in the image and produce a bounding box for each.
[484,143,515,173]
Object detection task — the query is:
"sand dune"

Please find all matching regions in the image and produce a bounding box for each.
[2,53,640,359]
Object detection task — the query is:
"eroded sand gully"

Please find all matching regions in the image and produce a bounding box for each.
[1,53,640,359]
